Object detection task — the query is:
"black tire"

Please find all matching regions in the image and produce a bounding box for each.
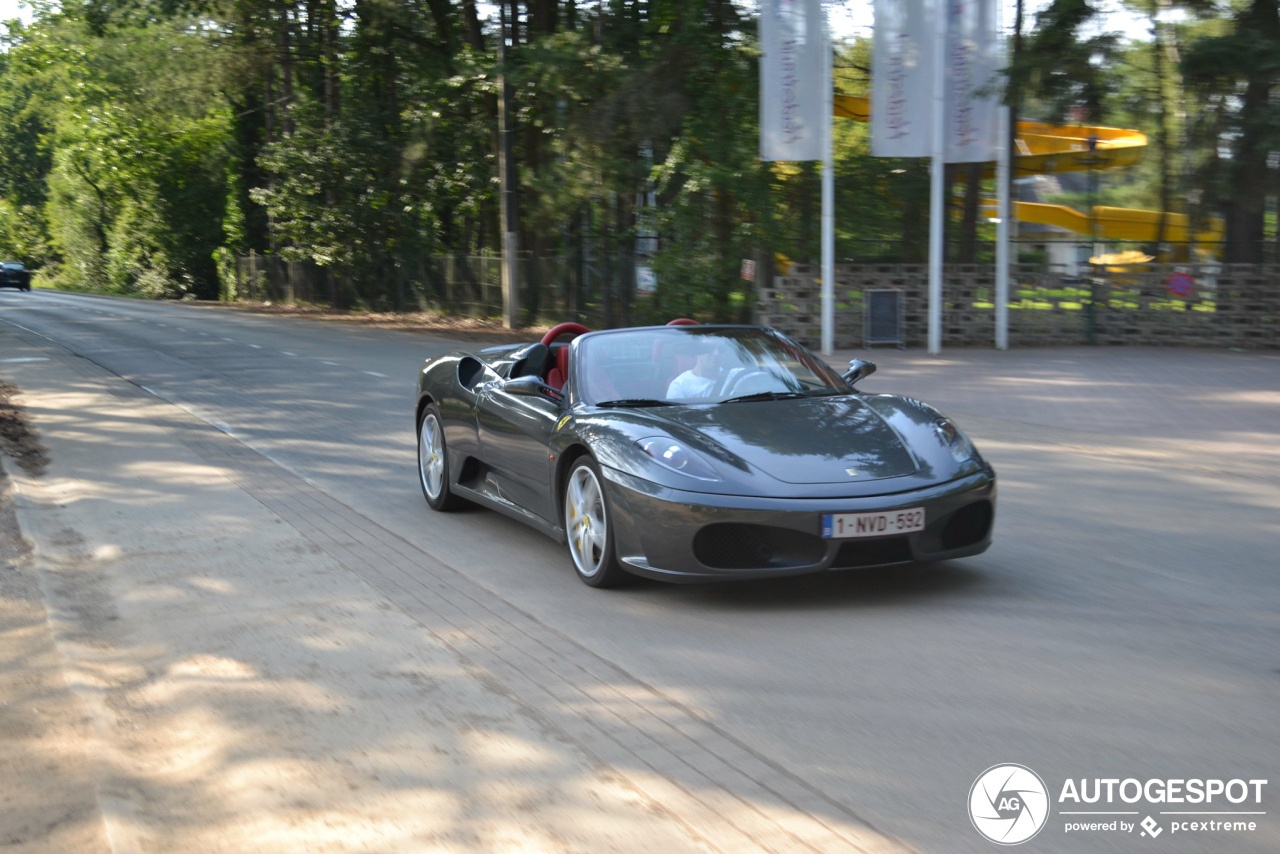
[417,403,465,511]
[563,457,629,588]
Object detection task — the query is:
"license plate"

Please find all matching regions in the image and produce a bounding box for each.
[822,507,925,539]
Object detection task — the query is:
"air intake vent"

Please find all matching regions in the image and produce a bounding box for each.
[830,536,912,569]
[940,500,993,550]
[693,523,825,570]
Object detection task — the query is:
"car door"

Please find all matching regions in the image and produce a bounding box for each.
[475,379,562,521]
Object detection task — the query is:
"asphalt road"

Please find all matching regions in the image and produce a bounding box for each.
[2,289,1277,853]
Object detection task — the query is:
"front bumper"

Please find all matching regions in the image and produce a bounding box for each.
[602,466,996,583]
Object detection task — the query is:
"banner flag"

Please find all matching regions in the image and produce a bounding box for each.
[871,0,936,157]
[945,0,1002,162]
[872,0,1001,161]
[760,0,826,161]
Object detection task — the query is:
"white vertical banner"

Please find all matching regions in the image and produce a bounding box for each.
[760,0,826,161]
[945,0,1002,162]
[871,0,936,157]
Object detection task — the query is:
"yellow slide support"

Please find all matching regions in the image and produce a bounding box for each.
[833,94,1223,245]
[834,94,1147,175]
[977,202,1225,245]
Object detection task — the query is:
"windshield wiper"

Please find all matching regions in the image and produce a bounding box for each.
[595,398,675,408]
[720,391,808,404]
[721,391,849,404]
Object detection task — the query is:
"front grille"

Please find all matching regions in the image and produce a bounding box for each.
[693,523,826,570]
[830,536,913,569]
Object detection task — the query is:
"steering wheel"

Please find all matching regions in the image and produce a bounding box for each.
[666,318,699,326]
[541,322,591,346]
[717,369,777,398]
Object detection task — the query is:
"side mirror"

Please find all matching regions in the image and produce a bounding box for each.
[843,358,877,387]
[502,374,564,402]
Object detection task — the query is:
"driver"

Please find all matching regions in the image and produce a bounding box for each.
[666,338,725,399]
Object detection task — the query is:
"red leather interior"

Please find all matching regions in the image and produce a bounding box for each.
[546,345,570,390]
[541,322,589,390]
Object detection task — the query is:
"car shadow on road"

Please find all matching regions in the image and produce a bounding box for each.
[629,559,990,612]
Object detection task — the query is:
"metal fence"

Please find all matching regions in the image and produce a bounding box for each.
[231,252,645,327]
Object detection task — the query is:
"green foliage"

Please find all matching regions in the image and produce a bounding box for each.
[2,15,230,295]
[0,0,1274,311]
[1012,0,1121,123]
[0,200,51,264]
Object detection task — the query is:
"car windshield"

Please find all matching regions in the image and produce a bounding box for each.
[576,327,848,405]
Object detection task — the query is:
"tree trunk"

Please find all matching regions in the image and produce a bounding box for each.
[900,161,928,262]
[959,162,983,263]
[1226,0,1278,262]
[461,0,486,50]
[278,1,295,136]
[1152,12,1170,248]
[714,183,734,321]
[323,0,339,128]
[1005,0,1025,239]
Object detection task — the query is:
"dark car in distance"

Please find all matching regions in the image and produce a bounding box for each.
[0,262,31,291]
[415,321,996,587]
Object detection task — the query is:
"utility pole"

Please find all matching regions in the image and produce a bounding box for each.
[497,2,520,328]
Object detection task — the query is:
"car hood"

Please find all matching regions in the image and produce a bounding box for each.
[653,396,920,484]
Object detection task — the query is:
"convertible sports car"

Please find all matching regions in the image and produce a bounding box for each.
[415,321,995,587]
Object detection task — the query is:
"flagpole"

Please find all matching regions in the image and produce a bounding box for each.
[927,0,947,356]
[820,5,835,356]
[994,0,1010,350]
[995,131,1011,349]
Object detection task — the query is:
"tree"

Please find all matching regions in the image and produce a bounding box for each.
[1183,0,1280,262]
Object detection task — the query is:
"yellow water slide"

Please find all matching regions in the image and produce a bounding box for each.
[833,94,1224,245]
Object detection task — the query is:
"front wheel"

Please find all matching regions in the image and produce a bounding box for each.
[418,404,465,511]
[563,457,629,588]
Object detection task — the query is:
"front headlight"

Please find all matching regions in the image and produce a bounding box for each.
[933,418,979,463]
[637,437,722,481]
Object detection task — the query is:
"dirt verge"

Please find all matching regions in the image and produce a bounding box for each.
[0,382,49,477]
[193,300,552,344]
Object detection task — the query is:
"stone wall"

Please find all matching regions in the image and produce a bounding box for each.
[754,263,1280,349]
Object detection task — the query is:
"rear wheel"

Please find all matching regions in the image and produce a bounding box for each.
[564,457,628,588]
[418,404,465,511]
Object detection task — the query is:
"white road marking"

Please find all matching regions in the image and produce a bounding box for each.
[322,361,339,366]
[282,352,297,356]
[249,344,262,349]
[222,338,236,342]
[363,371,388,378]
[1,357,50,363]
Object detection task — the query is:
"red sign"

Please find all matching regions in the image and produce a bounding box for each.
[740,259,756,281]
[1166,271,1195,298]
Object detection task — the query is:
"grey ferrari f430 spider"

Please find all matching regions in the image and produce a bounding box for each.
[415,321,995,587]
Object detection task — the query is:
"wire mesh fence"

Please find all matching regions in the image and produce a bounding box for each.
[231,252,647,327]
[230,242,1278,336]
